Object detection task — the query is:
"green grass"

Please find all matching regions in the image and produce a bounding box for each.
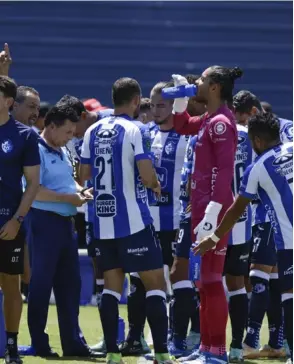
[18,304,285,364]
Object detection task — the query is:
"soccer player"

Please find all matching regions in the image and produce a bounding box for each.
[224,121,253,362]
[137,97,153,124]
[172,66,243,364]
[234,91,289,358]
[80,77,177,364]
[0,76,40,364]
[195,112,293,364]
[169,74,206,357]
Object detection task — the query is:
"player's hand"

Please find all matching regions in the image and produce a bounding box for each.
[82,188,93,200]
[192,236,216,256]
[171,74,189,114]
[0,43,12,76]
[152,181,161,197]
[193,201,222,241]
[0,218,20,240]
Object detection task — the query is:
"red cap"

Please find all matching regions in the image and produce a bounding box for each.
[83,98,107,112]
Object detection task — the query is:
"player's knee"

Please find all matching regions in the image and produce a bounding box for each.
[250,270,270,293]
[250,263,273,275]
[226,274,245,291]
[170,257,189,284]
[104,268,125,294]
[1,273,21,296]
[139,268,166,292]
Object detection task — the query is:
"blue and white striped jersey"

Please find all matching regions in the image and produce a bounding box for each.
[240,143,293,250]
[148,124,188,231]
[179,136,197,222]
[229,124,253,245]
[81,114,153,239]
[252,118,293,226]
[66,109,113,222]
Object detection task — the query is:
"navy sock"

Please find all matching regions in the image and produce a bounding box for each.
[100,291,120,353]
[190,288,200,333]
[229,289,248,349]
[172,285,194,346]
[244,275,269,349]
[146,291,168,354]
[267,278,283,349]
[282,297,293,359]
[127,275,146,342]
[6,332,18,355]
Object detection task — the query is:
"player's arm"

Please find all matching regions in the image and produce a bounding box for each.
[194,162,259,255]
[173,111,203,136]
[134,125,160,191]
[0,131,40,240]
[0,43,12,76]
[79,128,92,185]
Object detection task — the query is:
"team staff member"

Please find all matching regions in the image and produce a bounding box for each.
[26,104,100,358]
[0,76,40,364]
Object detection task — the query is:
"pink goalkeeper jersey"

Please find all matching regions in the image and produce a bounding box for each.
[174,105,237,220]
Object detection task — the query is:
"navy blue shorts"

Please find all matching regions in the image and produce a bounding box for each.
[224,242,251,276]
[175,218,192,259]
[94,224,163,273]
[250,222,277,266]
[277,249,293,292]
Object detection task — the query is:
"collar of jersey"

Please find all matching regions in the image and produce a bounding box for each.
[39,137,63,158]
[158,127,175,133]
[255,142,283,161]
[112,114,134,121]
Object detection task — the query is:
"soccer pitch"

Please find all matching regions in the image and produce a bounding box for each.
[18,304,284,364]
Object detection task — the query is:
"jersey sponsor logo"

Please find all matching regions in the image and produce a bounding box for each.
[214,121,227,135]
[238,135,246,145]
[156,167,168,188]
[1,139,13,153]
[272,152,293,166]
[153,191,172,206]
[214,247,227,256]
[127,247,149,256]
[96,193,117,217]
[96,128,118,139]
[284,265,293,276]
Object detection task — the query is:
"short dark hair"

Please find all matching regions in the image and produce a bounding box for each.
[208,66,243,107]
[151,81,174,95]
[261,101,273,114]
[15,85,39,103]
[233,90,263,114]
[140,98,151,113]
[56,94,86,117]
[248,112,280,143]
[185,74,200,85]
[112,78,141,107]
[44,104,79,128]
[39,102,51,118]
[0,76,17,99]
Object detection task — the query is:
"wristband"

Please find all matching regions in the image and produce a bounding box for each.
[210,233,220,243]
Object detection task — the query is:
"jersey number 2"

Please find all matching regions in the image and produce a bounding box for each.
[95,156,115,190]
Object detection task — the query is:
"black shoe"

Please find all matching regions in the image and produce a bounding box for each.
[63,348,106,358]
[35,349,59,358]
[119,340,150,356]
[4,350,23,364]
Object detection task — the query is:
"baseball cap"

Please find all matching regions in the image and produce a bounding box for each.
[83,98,107,112]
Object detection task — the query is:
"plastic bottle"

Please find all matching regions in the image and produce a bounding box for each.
[189,243,201,282]
[162,84,197,100]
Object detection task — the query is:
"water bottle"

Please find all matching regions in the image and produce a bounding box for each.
[117,317,125,344]
[162,84,197,100]
[189,243,201,282]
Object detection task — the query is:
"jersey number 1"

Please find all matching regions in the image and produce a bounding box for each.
[95,156,115,190]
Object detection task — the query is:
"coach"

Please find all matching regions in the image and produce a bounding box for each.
[26,104,98,358]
